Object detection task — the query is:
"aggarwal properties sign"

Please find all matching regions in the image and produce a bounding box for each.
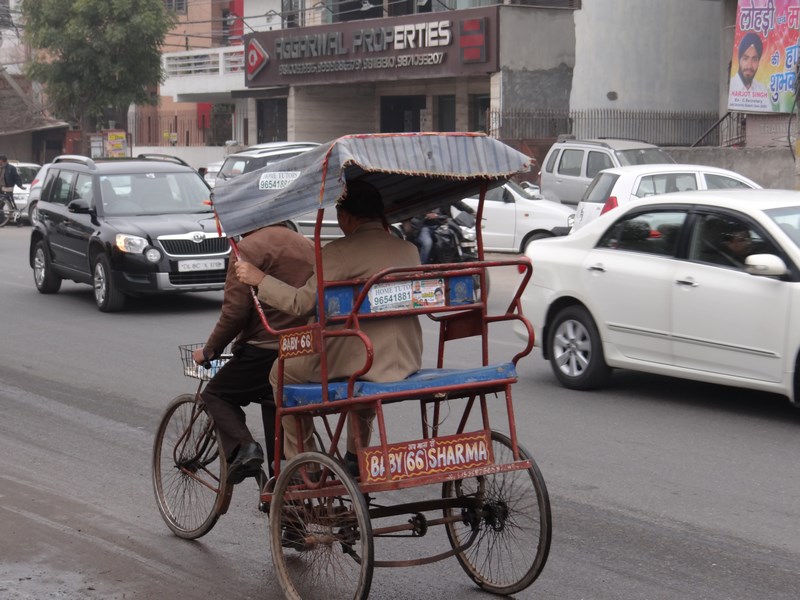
[244,6,499,87]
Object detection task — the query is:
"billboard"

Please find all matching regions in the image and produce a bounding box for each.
[728,0,800,113]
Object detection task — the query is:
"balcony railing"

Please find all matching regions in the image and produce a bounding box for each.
[163,46,245,78]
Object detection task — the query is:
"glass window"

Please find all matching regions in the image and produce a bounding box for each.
[164,0,187,13]
[704,174,753,190]
[598,211,686,256]
[765,205,800,250]
[557,149,583,177]
[582,173,619,203]
[74,173,93,208]
[48,170,76,206]
[586,151,613,178]
[689,213,779,269]
[615,147,675,166]
[544,149,559,173]
[635,173,698,197]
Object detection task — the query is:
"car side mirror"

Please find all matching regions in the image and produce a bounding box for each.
[68,198,92,214]
[745,253,787,277]
[503,189,512,203]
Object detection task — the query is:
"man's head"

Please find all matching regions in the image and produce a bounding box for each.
[336,179,384,234]
[0,155,7,167]
[719,223,752,257]
[737,32,763,87]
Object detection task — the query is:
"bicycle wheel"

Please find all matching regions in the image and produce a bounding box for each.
[152,394,230,539]
[442,430,551,595]
[269,452,373,600]
[0,196,12,227]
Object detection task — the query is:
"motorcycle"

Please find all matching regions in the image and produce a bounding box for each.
[418,210,478,264]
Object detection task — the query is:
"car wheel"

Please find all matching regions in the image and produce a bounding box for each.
[28,200,38,225]
[32,240,62,294]
[523,232,553,254]
[93,254,126,312]
[547,305,611,390]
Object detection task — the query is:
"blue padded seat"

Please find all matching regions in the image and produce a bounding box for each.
[282,362,517,409]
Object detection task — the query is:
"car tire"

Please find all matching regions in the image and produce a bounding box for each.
[28,200,38,225]
[32,240,62,294]
[93,254,126,312]
[547,305,611,390]
[523,232,553,254]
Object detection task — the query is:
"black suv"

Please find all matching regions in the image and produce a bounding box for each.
[29,154,229,312]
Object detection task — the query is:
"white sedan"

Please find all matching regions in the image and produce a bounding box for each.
[572,164,761,232]
[515,189,800,404]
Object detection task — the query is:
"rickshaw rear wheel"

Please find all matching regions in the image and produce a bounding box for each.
[442,430,552,595]
[152,394,230,539]
[270,452,374,600]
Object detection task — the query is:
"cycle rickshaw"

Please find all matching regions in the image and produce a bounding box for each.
[152,132,552,599]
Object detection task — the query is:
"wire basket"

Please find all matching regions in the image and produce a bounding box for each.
[179,343,232,381]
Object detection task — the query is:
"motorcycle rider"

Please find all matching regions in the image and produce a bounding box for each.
[404,200,476,264]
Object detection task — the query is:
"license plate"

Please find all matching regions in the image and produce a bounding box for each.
[178,258,225,272]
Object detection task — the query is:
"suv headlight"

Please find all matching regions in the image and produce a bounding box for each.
[116,234,149,254]
[116,234,163,263]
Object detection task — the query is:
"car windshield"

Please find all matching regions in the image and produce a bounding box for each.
[17,166,39,185]
[505,179,530,197]
[100,172,212,216]
[615,148,675,166]
[765,205,800,250]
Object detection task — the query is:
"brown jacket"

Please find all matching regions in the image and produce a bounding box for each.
[204,224,314,357]
[256,221,423,382]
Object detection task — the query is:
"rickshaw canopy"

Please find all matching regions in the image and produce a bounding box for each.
[211,132,531,237]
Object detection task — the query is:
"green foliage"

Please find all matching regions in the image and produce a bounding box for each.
[20,0,176,130]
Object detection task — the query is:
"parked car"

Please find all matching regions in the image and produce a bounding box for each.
[513,189,800,404]
[26,163,55,224]
[30,154,228,312]
[571,164,761,232]
[216,143,320,185]
[8,160,40,222]
[203,160,224,188]
[539,137,675,206]
[458,180,575,253]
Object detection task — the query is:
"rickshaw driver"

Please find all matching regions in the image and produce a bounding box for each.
[192,223,314,484]
[235,179,423,475]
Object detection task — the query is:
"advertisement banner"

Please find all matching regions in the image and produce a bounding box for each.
[728,0,800,113]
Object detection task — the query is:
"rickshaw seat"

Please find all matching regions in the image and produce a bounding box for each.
[282,361,517,408]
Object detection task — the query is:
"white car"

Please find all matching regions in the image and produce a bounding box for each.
[203,160,224,188]
[459,180,575,253]
[572,164,761,232]
[514,189,800,405]
[216,143,320,185]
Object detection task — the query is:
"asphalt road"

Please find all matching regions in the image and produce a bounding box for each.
[1,225,799,599]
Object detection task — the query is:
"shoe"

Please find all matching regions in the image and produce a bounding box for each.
[226,441,264,485]
[343,452,360,478]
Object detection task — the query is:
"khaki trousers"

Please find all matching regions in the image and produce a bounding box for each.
[270,356,376,458]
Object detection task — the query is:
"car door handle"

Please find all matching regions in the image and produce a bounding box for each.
[675,278,698,287]
[587,263,605,273]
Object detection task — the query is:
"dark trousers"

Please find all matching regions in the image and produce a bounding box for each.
[201,344,279,476]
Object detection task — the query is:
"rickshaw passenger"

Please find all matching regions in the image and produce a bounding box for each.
[235,180,423,474]
[193,224,314,484]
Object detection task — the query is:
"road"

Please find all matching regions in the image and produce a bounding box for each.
[1,225,799,599]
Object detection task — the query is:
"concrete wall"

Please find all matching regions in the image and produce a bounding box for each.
[498,7,575,111]
[572,0,724,112]
[664,146,796,190]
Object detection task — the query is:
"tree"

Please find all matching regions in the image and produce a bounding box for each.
[20,0,175,154]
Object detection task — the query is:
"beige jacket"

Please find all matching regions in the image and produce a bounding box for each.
[256,221,423,383]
